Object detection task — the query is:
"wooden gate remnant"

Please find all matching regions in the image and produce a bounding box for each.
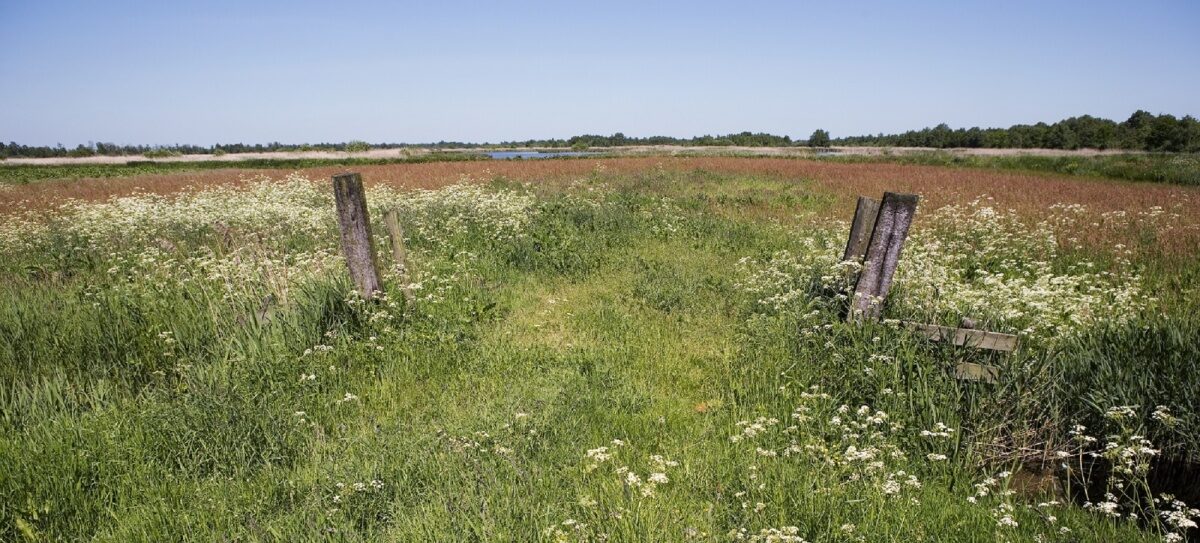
[904,322,1019,352]
[842,196,880,262]
[383,208,415,303]
[848,192,919,322]
[837,192,1019,380]
[332,172,383,297]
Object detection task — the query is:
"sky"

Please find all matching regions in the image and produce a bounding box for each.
[2,0,1198,147]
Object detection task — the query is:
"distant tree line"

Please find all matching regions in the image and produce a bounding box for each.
[3,111,1196,159]
[831,111,1200,152]
[0,132,797,159]
[0,140,445,159]
[494,132,794,148]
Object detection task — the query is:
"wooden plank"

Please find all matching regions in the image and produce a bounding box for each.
[954,362,1000,383]
[842,196,881,262]
[332,172,383,297]
[848,192,919,321]
[383,209,408,272]
[383,209,414,304]
[902,321,1019,352]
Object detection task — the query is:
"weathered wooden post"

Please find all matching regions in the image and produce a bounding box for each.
[332,172,383,297]
[383,210,407,271]
[842,196,881,262]
[383,209,415,303]
[848,192,919,321]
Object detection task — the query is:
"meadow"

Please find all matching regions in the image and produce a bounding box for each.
[1,157,1198,541]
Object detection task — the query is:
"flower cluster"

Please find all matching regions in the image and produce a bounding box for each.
[581,439,677,499]
[734,198,1153,342]
[369,177,535,246]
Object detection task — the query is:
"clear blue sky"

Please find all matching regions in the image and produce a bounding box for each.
[2,0,1197,146]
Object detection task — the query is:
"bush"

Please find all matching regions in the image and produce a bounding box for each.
[807,129,831,148]
[345,140,371,153]
[143,149,181,159]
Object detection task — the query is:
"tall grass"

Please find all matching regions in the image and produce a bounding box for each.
[0,169,1195,541]
[822,151,1200,187]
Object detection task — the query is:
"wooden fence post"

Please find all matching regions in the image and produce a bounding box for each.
[383,209,415,303]
[842,196,881,262]
[848,192,919,321]
[332,172,383,297]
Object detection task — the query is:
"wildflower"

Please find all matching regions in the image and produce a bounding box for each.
[920,422,955,438]
[1104,405,1138,421]
[1152,405,1178,427]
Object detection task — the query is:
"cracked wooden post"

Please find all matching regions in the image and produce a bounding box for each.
[842,196,881,262]
[332,172,382,297]
[848,192,919,321]
[383,209,414,303]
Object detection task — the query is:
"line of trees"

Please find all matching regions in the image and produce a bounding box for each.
[0,140,453,159]
[0,132,797,159]
[560,131,793,148]
[3,111,1197,159]
[493,132,793,149]
[832,111,1200,152]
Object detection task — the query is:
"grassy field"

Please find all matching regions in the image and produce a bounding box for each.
[3,149,1196,187]
[0,152,485,185]
[1,159,1198,541]
[818,151,1200,187]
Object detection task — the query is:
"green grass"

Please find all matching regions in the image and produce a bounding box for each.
[821,151,1200,186]
[0,169,1194,541]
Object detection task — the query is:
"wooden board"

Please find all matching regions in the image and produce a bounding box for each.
[903,321,1019,352]
[954,362,1000,383]
[842,196,880,262]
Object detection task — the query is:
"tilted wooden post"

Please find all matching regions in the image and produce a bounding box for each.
[842,196,881,262]
[332,172,383,297]
[383,210,408,271]
[383,209,415,303]
[848,192,919,321]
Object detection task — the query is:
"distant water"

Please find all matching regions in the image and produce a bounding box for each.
[487,151,598,160]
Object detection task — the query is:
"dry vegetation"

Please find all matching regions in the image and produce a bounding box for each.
[5,157,1197,258]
